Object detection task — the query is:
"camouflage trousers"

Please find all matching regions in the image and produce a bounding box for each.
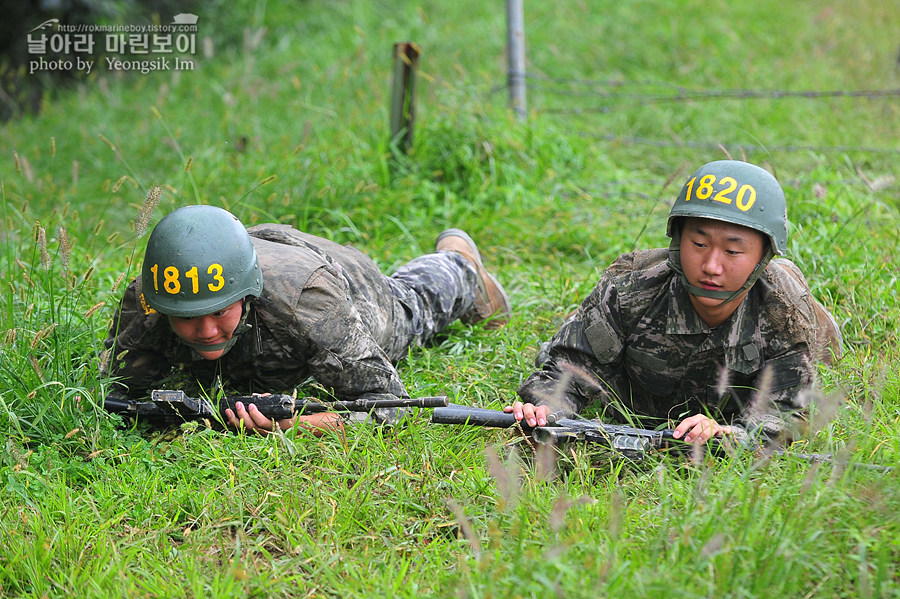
[383,250,479,361]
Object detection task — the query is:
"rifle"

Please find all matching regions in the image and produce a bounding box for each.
[431,403,708,460]
[104,389,448,428]
[431,403,893,471]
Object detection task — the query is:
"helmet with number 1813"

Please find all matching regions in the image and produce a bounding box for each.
[141,205,263,317]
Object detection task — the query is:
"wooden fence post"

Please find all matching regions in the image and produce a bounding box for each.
[390,42,420,155]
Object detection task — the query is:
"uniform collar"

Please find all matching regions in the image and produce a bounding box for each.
[666,277,764,374]
[666,276,711,334]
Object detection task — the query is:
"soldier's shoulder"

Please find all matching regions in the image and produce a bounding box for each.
[758,259,814,307]
[605,248,672,290]
[248,223,330,249]
[755,258,817,339]
[579,249,672,319]
[249,228,332,282]
[109,279,171,348]
[117,276,165,323]
[248,223,378,276]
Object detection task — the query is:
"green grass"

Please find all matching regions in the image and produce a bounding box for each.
[2,0,900,596]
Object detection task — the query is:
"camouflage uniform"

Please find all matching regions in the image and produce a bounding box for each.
[518,248,820,444]
[104,224,478,400]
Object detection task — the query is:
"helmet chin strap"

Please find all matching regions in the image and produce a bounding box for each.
[179,299,254,356]
[668,240,774,307]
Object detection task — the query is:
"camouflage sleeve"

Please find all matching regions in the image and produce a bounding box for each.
[735,265,819,445]
[738,346,815,446]
[517,273,627,414]
[101,279,174,398]
[293,269,408,400]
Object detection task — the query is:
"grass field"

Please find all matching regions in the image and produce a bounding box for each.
[2,0,899,597]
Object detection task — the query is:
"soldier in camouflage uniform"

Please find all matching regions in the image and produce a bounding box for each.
[103,205,510,434]
[507,160,842,446]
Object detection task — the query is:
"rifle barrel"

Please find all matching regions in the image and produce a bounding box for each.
[431,404,524,428]
[345,395,448,410]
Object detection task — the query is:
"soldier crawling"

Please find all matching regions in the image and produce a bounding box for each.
[506,160,843,447]
[103,205,510,435]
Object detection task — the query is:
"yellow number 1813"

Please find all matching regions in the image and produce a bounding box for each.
[150,263,226,294]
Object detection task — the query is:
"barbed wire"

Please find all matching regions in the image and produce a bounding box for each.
[556,170,898,197]
[497,73,900,156]
[576,132,900,155]
[524,74,900,101]
[566,177,899,200]
[541,89,900,114]
[534,88,900,112]
[525,73,684,88]
[524,73,900,104]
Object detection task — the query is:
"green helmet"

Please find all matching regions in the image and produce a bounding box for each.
[667,160,788,254]
[141,205,263,317]
[666,160,788,303]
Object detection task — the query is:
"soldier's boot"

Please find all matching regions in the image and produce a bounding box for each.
[436,228,511,328]
[772,258,844,366]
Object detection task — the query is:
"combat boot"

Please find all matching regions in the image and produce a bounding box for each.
[436,228,511,328]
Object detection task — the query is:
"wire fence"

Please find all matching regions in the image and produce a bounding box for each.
[491,69,900,200]
[518,74,900,157]
[529,75,900,107]
[480,55,900,219]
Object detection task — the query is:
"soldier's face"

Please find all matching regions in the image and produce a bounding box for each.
[167,299,244,360]
[680,217,766,319]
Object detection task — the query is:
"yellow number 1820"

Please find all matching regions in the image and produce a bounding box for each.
[683,175,757,212]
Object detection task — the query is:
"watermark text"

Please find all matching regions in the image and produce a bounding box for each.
[25,13,200,75]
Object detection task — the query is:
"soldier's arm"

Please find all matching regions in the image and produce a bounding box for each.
[737,277,819,445]
[225,401,344,437]
[292,269,408,401]
[102,279,174,398]
[517,274,627,416]
[738,344,815,445]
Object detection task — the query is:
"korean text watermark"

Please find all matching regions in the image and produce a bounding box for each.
[26,13,200,76]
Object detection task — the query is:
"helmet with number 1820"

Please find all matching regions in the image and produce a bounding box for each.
[141,205,263,317]
[666,160,788,302]
[666,160,787,253]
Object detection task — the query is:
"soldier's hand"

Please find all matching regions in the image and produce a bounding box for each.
[672,414,732,444]
[226,401,344,437]
[504,401,553,427]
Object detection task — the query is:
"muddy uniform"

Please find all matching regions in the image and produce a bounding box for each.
[104,224,479,400]
[517,249,819,443]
